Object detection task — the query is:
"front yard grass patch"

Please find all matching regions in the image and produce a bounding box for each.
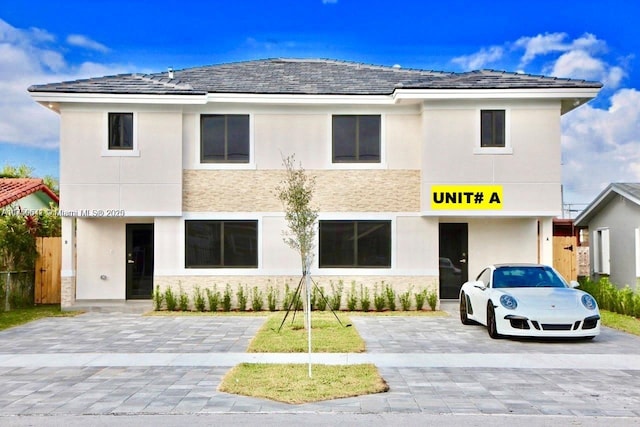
[0,305,82,331]
[247,312,365,353]
[601,310,640,336]
[219,363,388,404]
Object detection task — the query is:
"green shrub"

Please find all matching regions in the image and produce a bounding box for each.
[399,286,413,311]
[346,281,358,311]
[153,286,164,311]
[578,277,640,318]
[360,284,371,312]
[164,287,177,311]
[206,286,221,312]
[313,285,327,311]
[373,284,386,312]
[192,286,206,312]
[251,286,264,312]
[267,285,279,311]
[178,286,189,311]
[237,285,248,312]
[415,288,427,311]
[427,290,438,311]
[222,284,232,312]
[329,280,344,311]
[383,282,396,311]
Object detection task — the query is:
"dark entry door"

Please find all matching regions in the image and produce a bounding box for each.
[126,224,154,299]
[439,223,468,299]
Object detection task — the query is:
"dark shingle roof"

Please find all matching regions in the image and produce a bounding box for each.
[28,58,602,96]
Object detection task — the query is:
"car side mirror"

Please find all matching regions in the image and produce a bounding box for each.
[569,280,580,288]
[473,281,487,290]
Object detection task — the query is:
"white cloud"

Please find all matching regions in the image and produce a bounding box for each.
[546,49,626,89]
[561,88,640,203]
[451,46,504,70]
[0,19,130,150]
[322,0,338,4]
[66,34,110,53]
[514,32,606,66]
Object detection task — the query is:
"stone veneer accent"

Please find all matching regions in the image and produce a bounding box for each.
[60,276,76,310]
[154,275,439,311]
[183,169,421,212]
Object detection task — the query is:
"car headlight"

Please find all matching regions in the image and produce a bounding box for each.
[581,294,597,310]
[499,294,518,310]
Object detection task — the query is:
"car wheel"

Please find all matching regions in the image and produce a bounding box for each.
[460,293,474,325]
[487,303,502,339]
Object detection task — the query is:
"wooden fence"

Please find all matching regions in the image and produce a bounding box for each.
[553,236,578,282]
[35,237,61,304]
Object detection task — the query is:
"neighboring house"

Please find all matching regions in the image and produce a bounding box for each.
[0,178,59,212]
[28,58,601,308]
[575,183,640,288]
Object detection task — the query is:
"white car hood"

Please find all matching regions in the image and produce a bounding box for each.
[500,288,580,310]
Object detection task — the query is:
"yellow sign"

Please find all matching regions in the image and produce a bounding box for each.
[431,185,503,210]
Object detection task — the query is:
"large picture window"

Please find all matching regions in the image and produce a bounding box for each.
[108,113,133,150]
[480,110,505,147]
[332,115,381,163]
[185,220,258,268]
[319,220,391,268]
[201,114,250,163]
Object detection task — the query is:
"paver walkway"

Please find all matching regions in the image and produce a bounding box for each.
[1,305,640,419]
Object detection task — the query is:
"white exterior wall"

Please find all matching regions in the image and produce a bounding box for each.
[466,218,540,277]
[59,107,183,215]
[58,98,568,303]
[422,100,562,215]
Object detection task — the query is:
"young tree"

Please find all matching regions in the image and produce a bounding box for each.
[275,154,319,276]
[275,154,318,377]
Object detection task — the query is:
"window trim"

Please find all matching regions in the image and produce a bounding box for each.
[593,228,610,275]
[330,114,386,168]
[196,113,255,169]
[184,219,259,269]
[318,219,392,269]
[474,108,512,155]
[102,112,139,157]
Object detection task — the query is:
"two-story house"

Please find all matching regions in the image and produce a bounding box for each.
[28,59,601,309]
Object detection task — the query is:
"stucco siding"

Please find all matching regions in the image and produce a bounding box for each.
[421,102,562,214]
[59,109,182,214]
[588,196,640,287]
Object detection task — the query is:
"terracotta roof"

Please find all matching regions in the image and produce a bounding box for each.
[28,58,603,96]
[0,178,59,209]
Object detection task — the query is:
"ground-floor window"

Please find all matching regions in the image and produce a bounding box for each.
[185,220,258,268]
[319,220,391,268]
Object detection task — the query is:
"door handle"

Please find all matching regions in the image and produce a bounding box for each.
[459,259,467,264]
[127,260,135,264]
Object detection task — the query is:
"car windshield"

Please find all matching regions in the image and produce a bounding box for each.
[492,266,568,289]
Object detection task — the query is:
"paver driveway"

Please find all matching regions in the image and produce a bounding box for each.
[1,305,640,419]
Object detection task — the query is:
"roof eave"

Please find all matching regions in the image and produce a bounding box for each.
[575,184,640,226]
[394,87,601,113]
[29,92,209,106]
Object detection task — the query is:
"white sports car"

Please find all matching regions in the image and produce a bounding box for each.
[459,264,600,339]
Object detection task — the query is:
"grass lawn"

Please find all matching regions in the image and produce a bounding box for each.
[0,305,82,331]
[601,310,640,336]
[219,363,388,404]
[247,311,365,353]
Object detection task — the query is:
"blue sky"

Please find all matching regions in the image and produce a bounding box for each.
[1,0,639,211]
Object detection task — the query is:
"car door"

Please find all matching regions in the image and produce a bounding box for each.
[467,267,493,325]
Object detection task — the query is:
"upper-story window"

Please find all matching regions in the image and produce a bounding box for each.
[108,113,133,150]
[332,115,381,163]
[201,114,250,163]
[480,110,505,147]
